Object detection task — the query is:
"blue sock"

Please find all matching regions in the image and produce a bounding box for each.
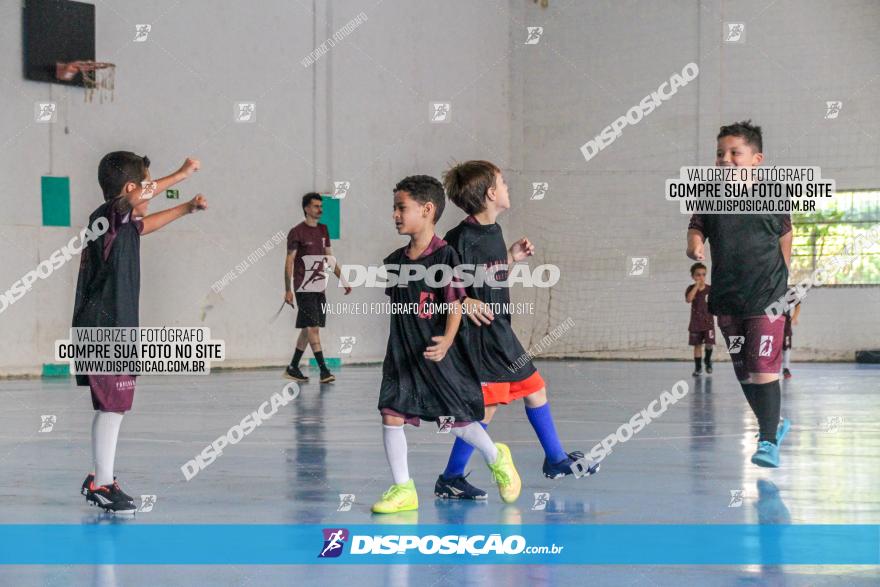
[442,422,487,478]
[525,403,567,463]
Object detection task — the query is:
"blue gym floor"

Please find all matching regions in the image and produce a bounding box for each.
[0,361,878,585]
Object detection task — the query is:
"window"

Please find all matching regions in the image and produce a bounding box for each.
[791,189,880,285]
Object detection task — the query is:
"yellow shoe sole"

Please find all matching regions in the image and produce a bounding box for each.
[493,442,522,504]
[371,500,418,514]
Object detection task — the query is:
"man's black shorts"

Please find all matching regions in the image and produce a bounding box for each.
[294,291,327,328]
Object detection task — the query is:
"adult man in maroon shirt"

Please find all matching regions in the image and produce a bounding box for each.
[284,193,350,383]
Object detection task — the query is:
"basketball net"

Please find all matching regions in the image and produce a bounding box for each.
[56,61,116,103]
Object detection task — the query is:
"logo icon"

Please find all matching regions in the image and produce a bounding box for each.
[628,257,649,276]
[134,24,151,42]
[531,492,550,510]
[437,416,456,433]
[235,102,256,123]
[724,23,745,43]
[319,528,349,558]
[824,101,842,119]
[35,102,57,123]
[337,494,355,512]
[430,102,451,123]
[821,415,844,433]
[729,489,744,507]
[525,26,544,45]
[759,335,773,357]
[333,181,350,199]
[727,336,745,354]
[139,180,158,201]
[531,182,549,200]
[138,494,157,512]
[298,255,334,292]
[340,336,357,355]
[39,415,57,433]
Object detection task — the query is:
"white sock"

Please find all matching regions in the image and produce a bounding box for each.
[451,422,498,464]
[783,349,791,369]
[91,412,100,476]
[93,411,124,486]
[383,424,409,485]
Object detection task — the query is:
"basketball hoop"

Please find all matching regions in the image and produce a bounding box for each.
[56,61,116,103]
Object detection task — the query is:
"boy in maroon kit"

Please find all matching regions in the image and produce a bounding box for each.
[686,262,715,376]
[371,175,521,513]
[686,120,791,468]
[75,152,207,513]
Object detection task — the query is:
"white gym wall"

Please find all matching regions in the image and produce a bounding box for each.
[1,0,877,375]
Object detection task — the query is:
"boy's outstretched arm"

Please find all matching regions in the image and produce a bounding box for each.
[507,236,535,265]
[141,195,207,236]
[151,158,200,194]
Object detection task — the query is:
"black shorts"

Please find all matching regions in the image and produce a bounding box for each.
[295,291,326,328]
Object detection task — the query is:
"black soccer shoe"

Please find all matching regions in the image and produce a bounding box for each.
[434,473,487,500]
[285,365,309,382]
[543,451,599,479]
[86,481,137,514]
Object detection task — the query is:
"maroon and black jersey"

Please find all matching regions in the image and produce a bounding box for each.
[444,217,536,383]
[688,213,791,317]
[378,236,485,423]
[687,283,714,332]
[72,202,143,387]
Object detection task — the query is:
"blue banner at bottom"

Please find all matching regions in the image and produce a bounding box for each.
[0,525,877,565]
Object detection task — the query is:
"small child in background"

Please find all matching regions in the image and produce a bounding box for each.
[686,262,715,376]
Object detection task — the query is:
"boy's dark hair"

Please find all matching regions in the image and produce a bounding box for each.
[98,151,150,202]
[690,262,707,276]
[393,175,445,222]
[302,192,322,214]
[442,160,500,216]
[717,120,762,153]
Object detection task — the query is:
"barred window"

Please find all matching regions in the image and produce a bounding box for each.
[791,189,880,285]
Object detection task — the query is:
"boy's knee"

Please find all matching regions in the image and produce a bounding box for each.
[749,372,778,384]
[483,405,498,423]
[382,415,405,426]
[524,388,547,407]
